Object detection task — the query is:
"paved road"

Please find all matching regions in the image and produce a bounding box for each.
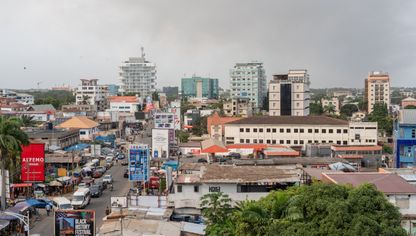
[31,162,130,235]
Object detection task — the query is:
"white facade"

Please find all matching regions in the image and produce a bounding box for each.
[229,62,267,109]
[79,127,98,141]
[15,93,34,105]
[269,70,310,116]
[365,71,391,113]
[119,48,156,97]
[223,97,253,117]
[321,97,340,114]
[152,129,170,158]
[75,79,108,111]
[224,118,378,147]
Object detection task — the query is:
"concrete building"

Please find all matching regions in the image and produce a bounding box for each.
[321,97,340,114]
[230,62,267,109]
[1,89,34,105]
[332,90,353,97]
[75,79,109,111]
[26,128,80,150]
[269,70,310,116]
[207,112,243,141]
[119,47,156,97]
[107,96,142,114]
[394,109,416,168]
[224,116,378,147]
[364,71,391,113]
[181,76,219,99]
[168,165,301,215]
[223,97,253,117]
[57,116,100,141]
[107,84,120,96]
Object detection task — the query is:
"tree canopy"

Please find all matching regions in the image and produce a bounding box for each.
[368,103,393,136]
[340,104,359,117]
[201,183,406,236]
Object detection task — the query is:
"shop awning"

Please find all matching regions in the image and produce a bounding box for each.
[0,220,10,230]
[11,183,32,188]
[25,199,45,208]
[0,213,16,221]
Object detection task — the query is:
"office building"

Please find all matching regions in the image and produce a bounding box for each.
[223,97,253,117]
[75,79,109,111]
[394,109,416,168]
[119,47,157,97]
[269,70,310,116]
[162,86,179,100]
[181,76,218,99]
[230,62,267,109]
[364,71,390,113]
[224,116,378,147]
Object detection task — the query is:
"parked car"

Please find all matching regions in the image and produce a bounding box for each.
[90,184,103,198]
[226,152,241,159]
[121,160,128,166]
[117,154,126,160]
[197,158,208,163]
[33,198,53,208]
[71,188,91,209]
[52,197,73,210]
[96,166,106,173]
[123,169,129,178]
[103,174,113,184]
[81,176,95,186]
[96,180,107,190]
[92,170,104,178]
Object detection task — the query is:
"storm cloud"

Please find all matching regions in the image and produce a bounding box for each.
[0,0,415,89]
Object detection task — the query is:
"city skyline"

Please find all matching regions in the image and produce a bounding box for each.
[1,1,416,89]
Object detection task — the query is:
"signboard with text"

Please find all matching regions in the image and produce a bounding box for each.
[128,144,150,182]
[54,210,95,236]
[152,129,169,159]
[21,143,45,182]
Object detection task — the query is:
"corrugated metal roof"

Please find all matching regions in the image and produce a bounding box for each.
[400,110,416,124]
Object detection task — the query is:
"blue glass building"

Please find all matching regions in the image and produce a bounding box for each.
[181,76,219,99]
[394,109,416,167]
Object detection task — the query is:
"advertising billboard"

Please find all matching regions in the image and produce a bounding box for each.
[54,210,95,236]
[128,144,150,182]
[152,129,169,158]
[21,143,45,182]
[153,112,175,129]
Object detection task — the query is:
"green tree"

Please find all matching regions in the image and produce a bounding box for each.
[323,104,336,114]
[368,103,393,136]
[152,91,159,101]
[176,130,190,143]
[340,104,359,117]
[405,105,416,109]
[191,116,207,136]
[20,115,36,127]
[262,92,269,112]
[310,102,323,115]
[201,192,234,235]
[383,145,393,154]
[0,117,29,210]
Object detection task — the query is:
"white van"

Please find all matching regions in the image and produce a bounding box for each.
[71,188,91,209]
[52,197,73,210]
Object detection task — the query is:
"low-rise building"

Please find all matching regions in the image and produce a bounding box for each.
[56,116,100,141]
[207,112,243,141]
[168,165,301,215]
[330,145,382,168]
[402,97,416,109]
[108,96,142,113]
[394,109,416,168]
[223,97,253,117]
[224,116,377,147]
[26,128,80,150]
[321,97,340,114]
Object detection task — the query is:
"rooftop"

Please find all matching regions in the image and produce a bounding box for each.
[57,116,99,129]
[323,172,416,194]
[233,157,348,166]
[331,145,382,151]
[226,115,349,125]
[26,128,79,139]
[108,96,140,103]
[399,109,416,124]
[200,165,300,184]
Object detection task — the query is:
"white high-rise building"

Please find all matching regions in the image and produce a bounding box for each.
[119,47,156,97]
[364,71,390,113]
[230,62,267,109]
[75,79,108,111]
[269,69,310,116]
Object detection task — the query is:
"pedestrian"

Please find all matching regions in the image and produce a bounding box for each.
[45,204,51,216]
[105,206,110,216]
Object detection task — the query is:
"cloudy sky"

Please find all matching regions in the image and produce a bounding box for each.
[1,0,415,89]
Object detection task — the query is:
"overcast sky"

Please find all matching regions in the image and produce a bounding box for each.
[1,0,415,89]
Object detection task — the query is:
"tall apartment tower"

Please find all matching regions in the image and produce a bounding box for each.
[119,47,156,97]
[269,69,310,116]
[364,71,390,113]
[75,79,109,111]
[230,62,267,109]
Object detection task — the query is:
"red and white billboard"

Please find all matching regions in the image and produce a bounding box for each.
[21,143,45,182]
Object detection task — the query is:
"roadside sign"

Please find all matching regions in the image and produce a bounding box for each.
[128,144,150,182]
[54,210,95,236]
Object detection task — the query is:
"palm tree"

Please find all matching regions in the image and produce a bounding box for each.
[20,115,36,127]
[233,201,269,235]
[0,116,29,210]
[324,104,336,114]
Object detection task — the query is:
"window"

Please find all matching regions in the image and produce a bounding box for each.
[322,129,326,133]
[308,129,313,133]
[329,129,333,133]
[194,186,199,192]
[337,141,341,145]
[253,139,258,143]
[246,128,250,132]
[300,129,304,133]
[343,129,348,133]
[80,131,86,135]
[286,128,291,133]
[272,128,277,133]
[300,140,304,144]
[412,129,416,138]
[280,140,284,144]
[308,140,312,143]
[396,196,410,209]
[337,129,341,134]
[266,128,271,132]
[240,128,244,132]
[315,129,319,133]
[240,139,244,143]
[272,140,276,144]
[266,140,271,144]
[177,185,182,193]
[286,140,291,144]
[322,140,326,143]
[294,140,298,144]
[253,128,257,132]
[259,139,264,143]
[294,129,299,133]
[259,128,263,132]
[280,128,284,133]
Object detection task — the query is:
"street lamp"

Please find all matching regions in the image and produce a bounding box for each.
[4,211,30,235]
